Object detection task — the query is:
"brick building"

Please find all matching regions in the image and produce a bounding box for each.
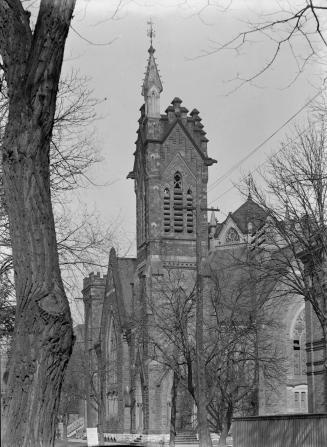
[82,42,310,443]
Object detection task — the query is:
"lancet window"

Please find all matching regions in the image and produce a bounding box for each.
[163,172,195,234]
[173,172,183,233]
[292,310,306,376]
[163,188,171,233]
[186,189,194,233]
[107,319,118,385]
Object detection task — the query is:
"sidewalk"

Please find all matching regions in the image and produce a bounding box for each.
[55,440,87,447]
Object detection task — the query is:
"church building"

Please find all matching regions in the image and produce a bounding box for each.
[82,39,310,444]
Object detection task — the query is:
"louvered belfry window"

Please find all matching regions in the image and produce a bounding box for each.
[173,172,183,233]
[186,189,194,233]
[163,188,171,232]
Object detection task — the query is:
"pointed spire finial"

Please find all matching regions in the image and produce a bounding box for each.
[142,19,162,117]
[147,18,155,49]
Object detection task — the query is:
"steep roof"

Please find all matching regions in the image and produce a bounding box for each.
[117,257,136,316]
[231,195,267,234]
[142,45,163,97]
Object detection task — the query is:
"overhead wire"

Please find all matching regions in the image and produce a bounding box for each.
[208,118,319,206]
[207,90,323,194]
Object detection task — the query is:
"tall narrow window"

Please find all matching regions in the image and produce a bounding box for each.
[163,188,171,232]
[108,320,117,385]
[173,172,183,233]
[186,189,194,233]
[292,309,306,376]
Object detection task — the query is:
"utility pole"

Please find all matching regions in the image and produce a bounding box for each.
[194,191,219,447]
[174,196,219,445]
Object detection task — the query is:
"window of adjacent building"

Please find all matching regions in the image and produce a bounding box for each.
[294,392,300,410]
[301,392,306,409]
[292,309,306,376]
[293,389,307,412]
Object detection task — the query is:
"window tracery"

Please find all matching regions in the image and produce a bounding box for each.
[163,172,195,234]
[292,309,306,376]
[225,227,240,243]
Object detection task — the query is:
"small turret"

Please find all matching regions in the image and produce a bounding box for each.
[209,209,217,238]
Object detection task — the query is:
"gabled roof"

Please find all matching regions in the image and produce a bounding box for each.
[231,195,267,234]
[99,248,136,341]
[161,118,216,166]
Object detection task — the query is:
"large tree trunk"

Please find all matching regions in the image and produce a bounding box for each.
[0,1,76,446]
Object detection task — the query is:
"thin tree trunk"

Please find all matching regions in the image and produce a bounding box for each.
[218,404,233,447]
[63,414,68,441]
[218,423,228,447]
[169,370,179,447]
[322,321,327,412]
[0,1,76,445]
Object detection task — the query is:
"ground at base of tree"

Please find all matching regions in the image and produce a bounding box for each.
[55,441,142,447]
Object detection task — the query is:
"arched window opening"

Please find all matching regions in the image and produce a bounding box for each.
[108,320,118,385]
[226,227,240,243]
[186,189,194,233]
[106,318,118,420]
[173,172,183,233]
[163,188,171,232]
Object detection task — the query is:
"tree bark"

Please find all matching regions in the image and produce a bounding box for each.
[0,1,76,446]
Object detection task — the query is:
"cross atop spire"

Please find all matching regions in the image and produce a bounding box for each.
[147,18,155,48]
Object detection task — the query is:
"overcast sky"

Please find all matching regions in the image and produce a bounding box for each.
[62,0,324,260]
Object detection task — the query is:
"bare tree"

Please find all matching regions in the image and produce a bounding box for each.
[0,1,77,445]
[145,268,197,446]
[247,111,327,410]
[0,58,111,329]
[200,2,326,87]
[205,248,286,446]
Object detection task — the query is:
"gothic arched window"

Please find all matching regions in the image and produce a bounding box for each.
[173,172,183,233]
[226,227,240,243]
[186,189,194,233]
[107,319,118,385]
[163,188,171,232]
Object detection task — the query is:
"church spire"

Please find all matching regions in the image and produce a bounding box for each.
[142,20,163,118]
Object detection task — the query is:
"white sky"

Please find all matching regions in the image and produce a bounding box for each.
[62,0,325,264]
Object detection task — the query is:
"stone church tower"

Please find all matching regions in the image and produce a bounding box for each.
[125,43,216,436]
